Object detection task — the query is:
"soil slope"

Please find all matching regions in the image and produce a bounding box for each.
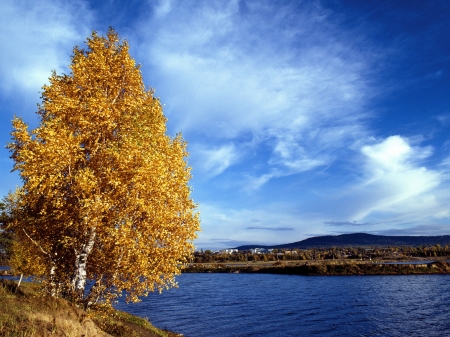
[0,279,179,337]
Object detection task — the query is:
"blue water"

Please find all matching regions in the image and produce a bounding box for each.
[114,273,450,336]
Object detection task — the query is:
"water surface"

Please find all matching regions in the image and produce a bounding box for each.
[115,273,450,336]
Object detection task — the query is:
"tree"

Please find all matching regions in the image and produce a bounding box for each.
[7,29,200,307]
[3,190,46,285]
[0,199,13,262]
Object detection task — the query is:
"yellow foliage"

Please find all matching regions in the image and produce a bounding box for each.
[7,29,200,305]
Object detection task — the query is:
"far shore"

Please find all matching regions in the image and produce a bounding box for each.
[3,256,449,278]
[182,257,450,276]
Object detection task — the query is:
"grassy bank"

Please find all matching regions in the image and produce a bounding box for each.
[0,279,180,337]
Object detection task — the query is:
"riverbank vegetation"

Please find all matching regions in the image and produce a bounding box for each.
[193,244,450,264]
[187,245,450,276]
[184,260,450,276]
[0,278,180,337]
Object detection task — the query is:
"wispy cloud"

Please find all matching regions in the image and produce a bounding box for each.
[435,113,450,126]
[196,203,304,249]
[153,0,173,18]
[191,143,240,178]
[373,224,450,236]
[318,136,448,227]
[353,136,441,220]
[439,156,450,168]
[0,1,91,100]
[2,0,450,250]
[325,221,371,227]
[247,227,294,231]
[137,0,374,187]
[324,219,400,227]
[0,0,93,197]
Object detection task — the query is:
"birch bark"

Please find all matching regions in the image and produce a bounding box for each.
[72,227,96,300]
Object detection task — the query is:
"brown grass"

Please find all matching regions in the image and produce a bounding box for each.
[0,279,181,337]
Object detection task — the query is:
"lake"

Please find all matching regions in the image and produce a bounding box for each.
[114,273,450,336]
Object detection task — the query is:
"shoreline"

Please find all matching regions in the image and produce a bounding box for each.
[182,259,450,276]
[0,278,182,337]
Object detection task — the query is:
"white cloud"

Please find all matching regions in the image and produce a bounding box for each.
[284,134,450,238]
[246,171,280,190]
[153,0,173,18]
[0,1,91,99]
[137,0,374,186]
[1,0,450,250]
[375,224,450,236]
[271,137,327,172]
[435,113,450,126]
[362,135,434,173]
[439,156,450,168]
[0,0,93,198]
[362,136,412,170]
[347,136,442,221]
[192,143,240,177]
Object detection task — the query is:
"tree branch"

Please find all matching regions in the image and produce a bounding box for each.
[22,228,49,256]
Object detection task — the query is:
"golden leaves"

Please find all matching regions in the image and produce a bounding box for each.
[8,28,200,305]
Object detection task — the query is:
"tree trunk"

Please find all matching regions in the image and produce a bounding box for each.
[15,273,23,292]
[72,228,96,301]
[49,264,57,297]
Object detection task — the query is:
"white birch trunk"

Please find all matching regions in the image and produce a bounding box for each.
[72,228,96,300]
[49,264,57,297]
[15,273,23,292]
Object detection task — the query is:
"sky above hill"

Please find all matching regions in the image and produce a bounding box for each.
[1,0,450,250]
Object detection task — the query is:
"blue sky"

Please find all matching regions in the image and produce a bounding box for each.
[1,0,450,250]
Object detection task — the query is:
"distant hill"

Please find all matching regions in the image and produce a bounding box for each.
[234,233,450,250]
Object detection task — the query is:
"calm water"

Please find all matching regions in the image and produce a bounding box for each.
[114,273,450,337]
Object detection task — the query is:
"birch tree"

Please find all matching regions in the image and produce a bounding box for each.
[7,29,200,307]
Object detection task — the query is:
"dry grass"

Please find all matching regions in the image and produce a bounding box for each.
[0,279,180,337]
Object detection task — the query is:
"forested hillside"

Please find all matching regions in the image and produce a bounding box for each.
[235,233,450,250]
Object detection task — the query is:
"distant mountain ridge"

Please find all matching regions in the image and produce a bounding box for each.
[234,233,450,250]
